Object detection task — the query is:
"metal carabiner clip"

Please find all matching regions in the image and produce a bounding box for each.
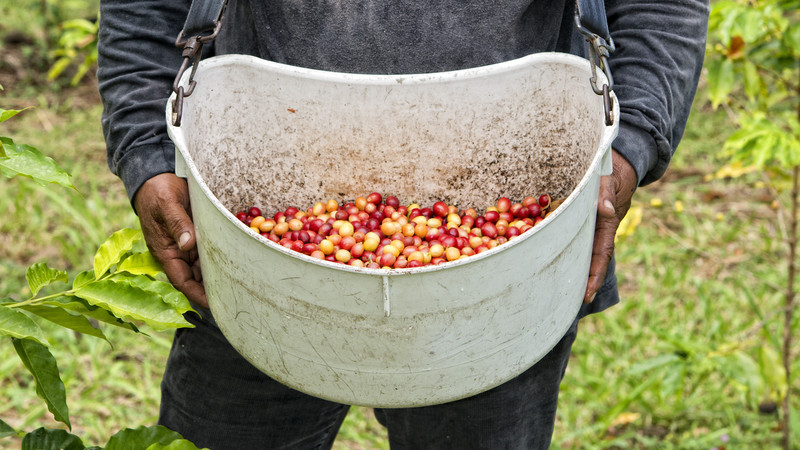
[574,14,616,126]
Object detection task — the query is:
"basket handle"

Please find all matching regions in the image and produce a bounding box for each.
[171,0,229,126]
[574,0,616,126]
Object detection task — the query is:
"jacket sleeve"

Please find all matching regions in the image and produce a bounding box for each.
[605,0,710,186]
[97,0,192,204]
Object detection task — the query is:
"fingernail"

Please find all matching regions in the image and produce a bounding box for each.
[178,232,191,249]
[586,292,597,304]
[603,199,615,213]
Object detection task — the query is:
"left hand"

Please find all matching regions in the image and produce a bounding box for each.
[584,149,638,304]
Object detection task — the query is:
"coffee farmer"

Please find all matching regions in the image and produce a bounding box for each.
[97,1,709,448]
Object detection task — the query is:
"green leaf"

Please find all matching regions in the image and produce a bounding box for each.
[0,106,32,123]
[105,425,184,450]
[20,305,108,342]
[21,428,84,450]
[627,353,681,375]
[734,7,769,43]
[759,344,788,402]
[785,21,800,57]
[26,262,69,297]
[72,270,95,290]
[13,339,70,429]
[741,60,762,102]
[94,228,142,278]
[0,305,50,346]
[118,251,164,277]
[706,57,735,109]
[47,57,72,82]
[0,137,75,189]
[112,273,195,315]
[0,418,16,438]
[147,439,208,450]
[41,296,140,333]
[74,279,193,331]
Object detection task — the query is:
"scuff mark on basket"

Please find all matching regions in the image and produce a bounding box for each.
[301,329,357,399]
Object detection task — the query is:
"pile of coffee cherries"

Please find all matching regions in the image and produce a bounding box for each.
[234,193,557,269]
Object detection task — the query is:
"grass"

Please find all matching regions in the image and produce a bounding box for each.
[1,8,798,448]
[552,101,798,449]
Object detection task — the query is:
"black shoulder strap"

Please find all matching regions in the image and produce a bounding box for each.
[575,0,612,46]
[181,0,228,40]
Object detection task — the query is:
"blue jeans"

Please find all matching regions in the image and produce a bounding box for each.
[158,311,578,449]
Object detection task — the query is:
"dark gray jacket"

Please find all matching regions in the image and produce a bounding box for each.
[97,0,709,316]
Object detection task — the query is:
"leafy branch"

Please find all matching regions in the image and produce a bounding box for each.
[1,95,204,449]
[705,1,800,448]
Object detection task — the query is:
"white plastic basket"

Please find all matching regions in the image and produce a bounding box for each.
[167,52,618,407]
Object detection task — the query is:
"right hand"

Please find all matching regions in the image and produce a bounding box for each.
[133,173,208,308]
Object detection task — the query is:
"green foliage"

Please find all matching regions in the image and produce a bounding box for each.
[15,425,207,450]
[724,113,800,169]
[104,425,186,450]
[0,306,51,346]
[21,428,84,450]
[0,227,197,443]
[13,339,71,430]
[0,419,16,439]
[705,0,800,171]
[706,4,799,448]
[27,263,69,297]
[1,92,197,448]
[48,16,99,86]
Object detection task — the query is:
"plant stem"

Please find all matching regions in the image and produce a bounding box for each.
[783,164,798,450]
[6,291,75,308]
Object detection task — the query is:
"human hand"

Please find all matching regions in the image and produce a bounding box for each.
[133,173,208,308]
[584,150,638,304]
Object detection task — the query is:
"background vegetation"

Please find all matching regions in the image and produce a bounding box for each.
[1,0,797,448]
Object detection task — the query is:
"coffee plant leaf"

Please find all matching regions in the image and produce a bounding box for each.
[111,273,195,315]
[0,418,16,438]
[74,279,193,331]
[0,106,31,124]
[741,60,762,102]
[147,439,208,450]
[118,251,164,277]
[0,137,75,189]
[12,338,70,429]
[706,57,735,109]
[0,305,50,346]
[26,262,69,297]
[72,270,95,290]
[21,427,84,450]
[785,20,800,56]
[105,425,184,450]
[19,304,108,342]
[93,228,142,278]
[42,296,140,334]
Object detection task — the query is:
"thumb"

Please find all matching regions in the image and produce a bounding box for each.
[597,175,616,219]
[163,202,196,251]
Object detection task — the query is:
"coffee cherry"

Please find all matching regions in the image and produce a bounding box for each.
[238,191,558,269]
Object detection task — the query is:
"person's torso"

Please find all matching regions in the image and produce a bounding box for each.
[216,0,583,74]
